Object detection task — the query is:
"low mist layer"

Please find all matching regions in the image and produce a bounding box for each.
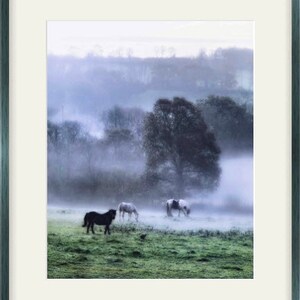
[49,154,253,231]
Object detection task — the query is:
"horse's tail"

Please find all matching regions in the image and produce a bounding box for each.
[82,213,88,227]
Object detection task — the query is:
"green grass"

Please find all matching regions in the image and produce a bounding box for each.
[48,219,253,279]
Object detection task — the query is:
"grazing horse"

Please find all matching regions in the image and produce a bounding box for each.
[82,209,117,235]
[118,202,139,221]
[166,199,191,217]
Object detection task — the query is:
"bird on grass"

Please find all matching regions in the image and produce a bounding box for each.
[140,234,147,241]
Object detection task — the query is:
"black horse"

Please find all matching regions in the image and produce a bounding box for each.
[82,209,117,235]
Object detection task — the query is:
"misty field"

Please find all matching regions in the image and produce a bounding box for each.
[47,21,254,279]
[48,210,253,279]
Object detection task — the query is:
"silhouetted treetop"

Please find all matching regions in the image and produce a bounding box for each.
[143,97,221,197]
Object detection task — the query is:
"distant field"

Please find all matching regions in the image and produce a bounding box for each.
[48,211,253,279]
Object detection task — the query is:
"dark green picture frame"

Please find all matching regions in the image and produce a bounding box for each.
[0,0,299,299]
[293,0,300,299]
[0,0,9,299]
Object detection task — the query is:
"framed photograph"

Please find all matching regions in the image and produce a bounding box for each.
[46,20,254,280]
[0,0,296,298]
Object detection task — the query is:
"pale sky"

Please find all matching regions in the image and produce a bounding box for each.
[47,21,254,58]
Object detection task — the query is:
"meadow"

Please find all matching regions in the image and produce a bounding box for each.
[48,210,253,279]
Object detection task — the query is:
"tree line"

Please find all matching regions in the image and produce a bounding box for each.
[48,96,252,204]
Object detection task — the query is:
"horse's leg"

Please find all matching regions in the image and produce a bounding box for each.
[91,223,95,234]
[87,222,90,234]
[178,209,181,217]
[107,225,111,235]
[104,225,109,235]
[129,212,132,220]
[167,204,170,217]
[122,211,125,221]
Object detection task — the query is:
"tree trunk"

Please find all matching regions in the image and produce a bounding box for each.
[176,164,184,198]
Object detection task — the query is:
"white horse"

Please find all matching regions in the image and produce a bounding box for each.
[166,199,191,217]
[118,202,139,221]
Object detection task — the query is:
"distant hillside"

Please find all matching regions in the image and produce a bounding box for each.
[48,48,253,128]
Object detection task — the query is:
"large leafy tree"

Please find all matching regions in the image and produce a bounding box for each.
[143,97,221,197]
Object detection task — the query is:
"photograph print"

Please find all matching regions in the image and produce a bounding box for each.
[47,21,253,279]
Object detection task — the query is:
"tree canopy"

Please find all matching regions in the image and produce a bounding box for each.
[143,97,221,197]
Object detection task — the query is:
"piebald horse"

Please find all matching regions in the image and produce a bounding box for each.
[118,202,139,221]
[166,199,191,217]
